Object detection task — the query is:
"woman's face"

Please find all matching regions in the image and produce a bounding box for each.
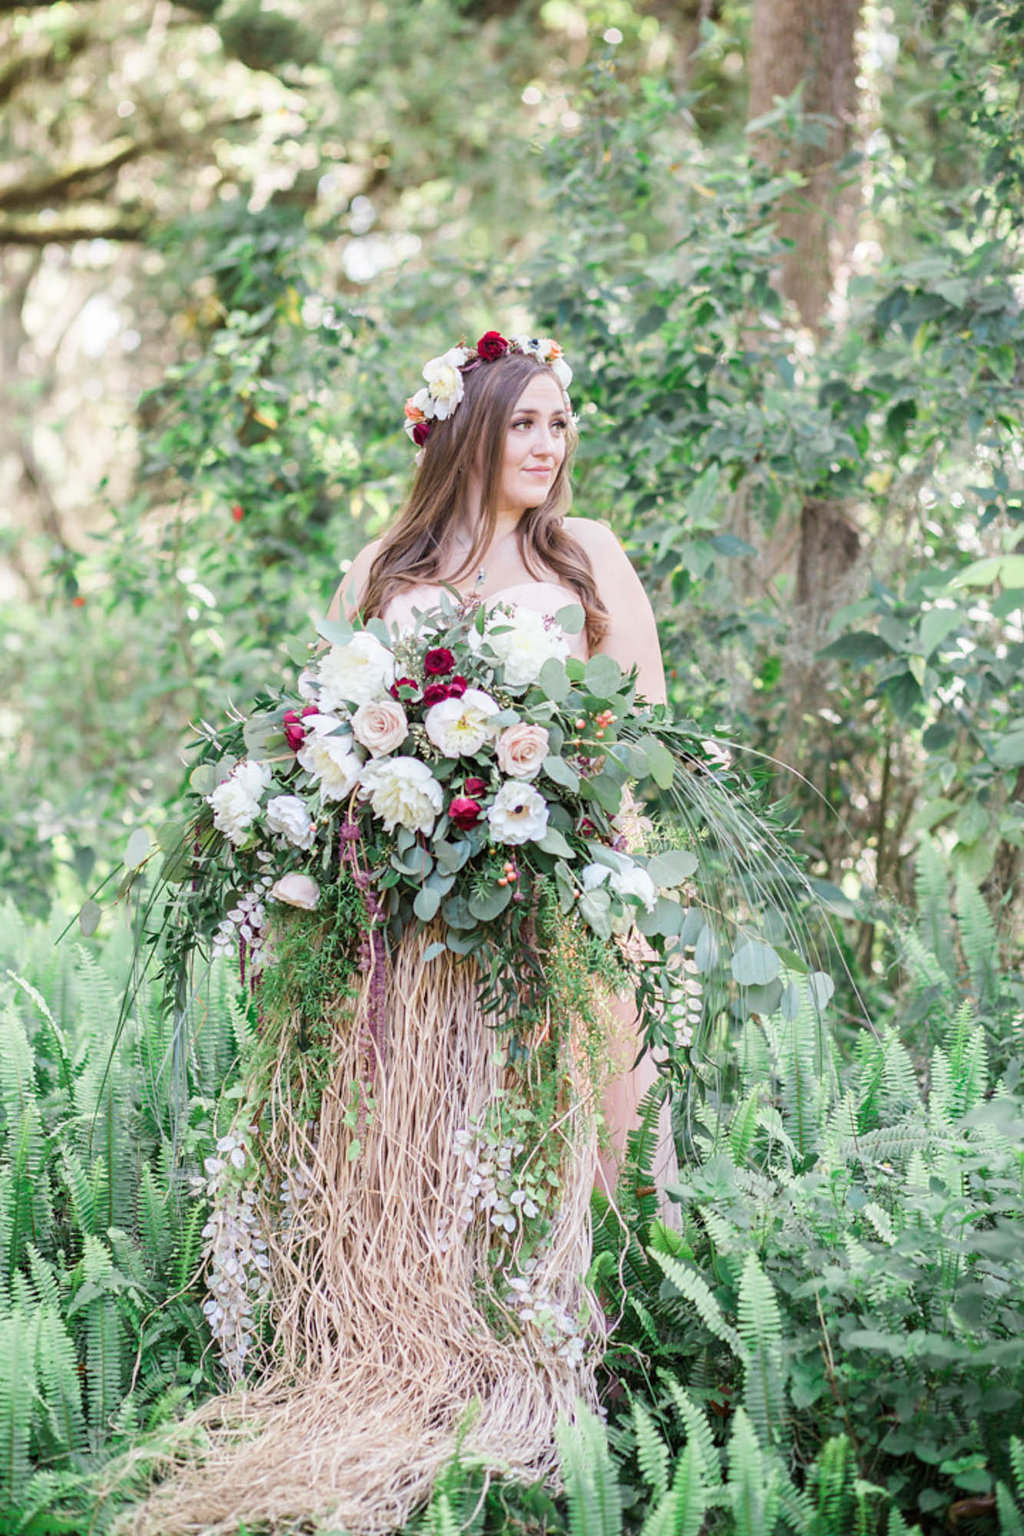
[497,372,569,514]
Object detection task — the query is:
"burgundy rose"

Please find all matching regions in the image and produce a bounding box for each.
[477,330,509,361]
[412,421,431,446]
[446,674,467,698]
[448,795,482,829]
[283,710,306,751]
[389,675,420,700]
[424,647,455,676]
[464,776,488,797]
[422,682,449,706]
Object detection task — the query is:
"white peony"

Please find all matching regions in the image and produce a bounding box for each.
[297,728,362,804]
[351,697,408,757]
[610,863,657,912]
[360,756,444,834]
[422,346,469,419]
[269,872,320,910]
[487,780,549,845]
[208,760,272,846]
[472,604,570,688]
[424,688,500,757]
[265,794,316,850]
[316,631,395,710]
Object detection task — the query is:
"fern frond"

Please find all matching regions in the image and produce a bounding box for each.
[35,1304,87,1460]
[0,1309,37,1503]
[556,1403,623,1536]
[737,1252,786,1448]
[632,1398,668,1501]
[725,1405,779,1536]
[955,867,998,1004]
[660,1372,723,1487]
[914,835,956,979]
[648,1248,742,1355]
[640,1440,706,1536]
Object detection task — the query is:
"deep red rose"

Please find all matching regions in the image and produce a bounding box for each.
[446,674,467,698]
[448,795,482,829]
[283,710,306,751]
[300,704,319,717]
[476,330,509,361]
[424,647,455,676]
[422,682,449,706]
[464,776,487,797]
[411,421,431,446]
[389,675,420,700]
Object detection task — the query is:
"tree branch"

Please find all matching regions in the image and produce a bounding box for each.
[0,22,91,107]
[0,206,153,245]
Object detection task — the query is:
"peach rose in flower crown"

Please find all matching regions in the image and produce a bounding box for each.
[352,698,408,757]
[496,723,550,780]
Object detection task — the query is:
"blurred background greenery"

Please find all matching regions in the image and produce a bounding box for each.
[2,2,1024,1530]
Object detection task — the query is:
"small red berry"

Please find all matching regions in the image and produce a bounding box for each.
[231,503,244,521]
[72,595,86,607]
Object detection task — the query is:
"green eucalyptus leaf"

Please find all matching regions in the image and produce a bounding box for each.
[584,653,622,697]
[646,849,698,887]
[542,754,580,791]
[731,940,781,986]
[189,763,220,796]
[536,827,575,858]
[413,887,441,921]
[316,617,354,646]
[578,887,612,939]
[78,900,101,937]
[554,602,585,635]
[125,829,151,869]
[468,883,512,921]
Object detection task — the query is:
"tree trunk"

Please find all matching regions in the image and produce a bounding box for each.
[748,0,862,332]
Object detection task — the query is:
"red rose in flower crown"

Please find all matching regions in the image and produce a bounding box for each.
[446,675,468,698]
[448,795,482,830]
[411,421,431,447]
[283,705,319,751]
[422,683,449,706]
[424,648,455,676]
[476,330,509,362]
[464,776,487,797]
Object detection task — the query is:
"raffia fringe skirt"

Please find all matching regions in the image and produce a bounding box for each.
[125,924,605,1536]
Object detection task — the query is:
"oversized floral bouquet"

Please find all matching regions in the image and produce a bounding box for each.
[180,591,703,1019]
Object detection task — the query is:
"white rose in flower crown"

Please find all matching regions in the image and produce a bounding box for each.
[580,862,610,892]
[352,697,408,757]
[496,722,549,780]
[316,631,395,711]
[208,760,272,846]
[297,728,362,804]
[471,604,570,688]
[487,780,549,845]
[422,346,469,419]
[360,756,444,834]
[424,688,500,757]
[265,794,316,850]
[269,872,320,910]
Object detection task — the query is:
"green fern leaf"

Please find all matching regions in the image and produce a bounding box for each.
[556,1403,623,1536]
[648,1248,742,1355]
[640,1440,706,1536]
[632,1398,668,1500]
[660,1372,722,1487]
[0,1309,37,1503]
[737,1252,786,1448]
[955,868,998,1004]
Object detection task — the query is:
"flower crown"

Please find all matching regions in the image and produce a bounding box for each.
[403,330,572,448]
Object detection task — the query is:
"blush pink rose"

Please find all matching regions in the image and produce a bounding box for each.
[269,872,320,910]
[495,723,550,780]
[351,698,409,757]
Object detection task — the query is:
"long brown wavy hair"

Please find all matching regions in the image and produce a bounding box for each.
[358,349,609,652]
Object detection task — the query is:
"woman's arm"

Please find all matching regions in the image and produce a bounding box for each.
[326,538,382,624]
[566,517,667,705]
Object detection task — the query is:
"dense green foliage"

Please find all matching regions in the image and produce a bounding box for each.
[3,0,1024,1530]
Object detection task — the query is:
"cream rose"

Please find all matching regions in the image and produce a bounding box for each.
[269,872,320,910]
[351,698,408,757]
[424,688,500,757]
[207,760,272,846]
[422,346,469,419]
[486,780,549,845]
[496,722,549,780]
[316,631,395,711]
[359,756,444,835]
[265,794,316,850]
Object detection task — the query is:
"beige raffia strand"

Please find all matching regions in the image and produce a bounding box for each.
[122,921,606,1536]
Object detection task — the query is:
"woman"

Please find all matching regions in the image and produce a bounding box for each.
[131,331,678,1536]
[328,333,676,1206]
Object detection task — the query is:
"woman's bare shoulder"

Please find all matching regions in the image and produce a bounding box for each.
[563,515,628,566]
[327,538,383,621]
